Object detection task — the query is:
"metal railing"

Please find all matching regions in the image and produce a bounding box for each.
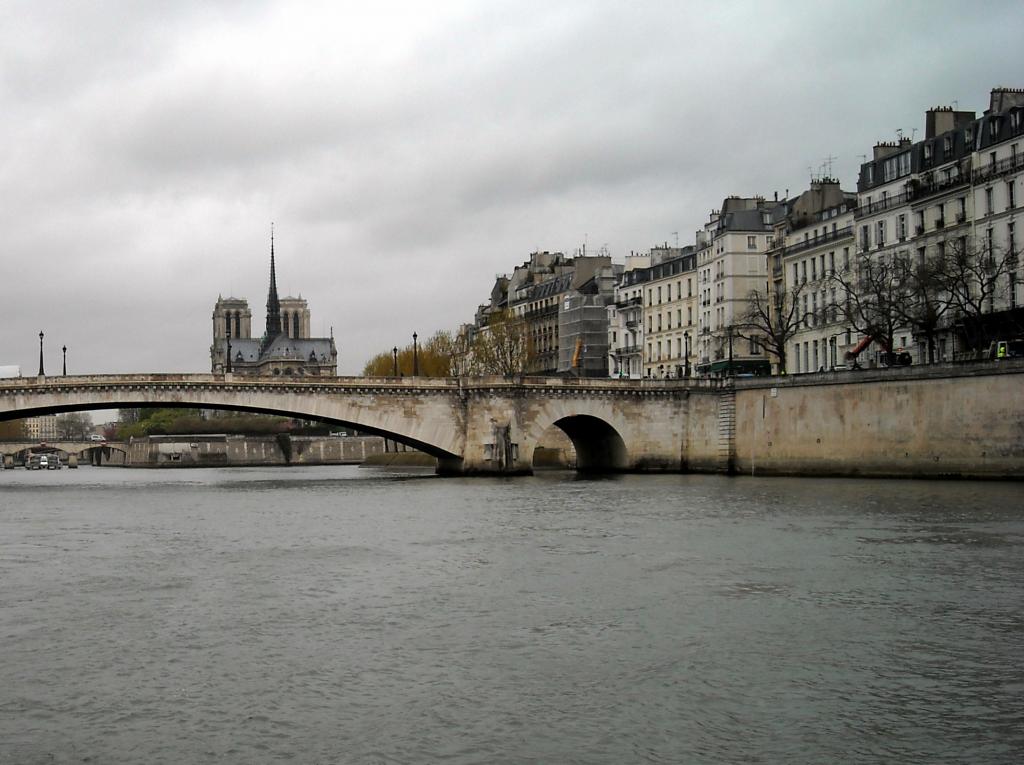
[972,153,1024,184]
[783,226,854,256]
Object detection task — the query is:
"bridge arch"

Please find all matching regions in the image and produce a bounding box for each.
[547,415,628,472]
[0,377,467,468]
[524,399,632,473]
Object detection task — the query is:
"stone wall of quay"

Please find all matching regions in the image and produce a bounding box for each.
[125,435,386,468]
[725,361,1024,479]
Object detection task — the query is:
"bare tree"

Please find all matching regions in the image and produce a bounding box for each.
[470,310,533,376]
[734,281,811,374]
[936,235,1019,355]
[892,250,950,363]
[830,252,908,363]
[57,412,93,440]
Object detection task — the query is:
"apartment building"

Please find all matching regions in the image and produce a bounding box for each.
[23,415,59,441]
[695,197,779,375]
[777,180,858,373]
[607,261,650,378]
[855,88,1024,361]
[641,246,697,378]
[482,251,617,374]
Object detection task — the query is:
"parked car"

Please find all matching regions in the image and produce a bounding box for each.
[89,434,105,441]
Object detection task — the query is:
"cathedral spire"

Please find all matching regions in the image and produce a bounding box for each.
[265,223,282,344]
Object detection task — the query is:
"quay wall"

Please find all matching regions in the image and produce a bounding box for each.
[725,361,1024,479]
[125,435,386,468]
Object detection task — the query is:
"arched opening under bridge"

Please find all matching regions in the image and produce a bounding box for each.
[541,414,628,473]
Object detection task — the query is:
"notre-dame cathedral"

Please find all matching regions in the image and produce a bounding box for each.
[210,231,337,376]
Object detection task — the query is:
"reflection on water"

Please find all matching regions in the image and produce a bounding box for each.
[1,466,1022,764]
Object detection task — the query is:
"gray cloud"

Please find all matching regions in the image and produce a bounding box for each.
[2,0,1022,376]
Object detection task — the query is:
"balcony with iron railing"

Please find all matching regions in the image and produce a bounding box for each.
[615,344,642,357]
[855,192,910,218]
[523,304,558,320]
[783,225,854,256]
[909,168,971,202]
[972,152,1024,184]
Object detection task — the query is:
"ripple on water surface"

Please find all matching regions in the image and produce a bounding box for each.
[1,467,1022,764]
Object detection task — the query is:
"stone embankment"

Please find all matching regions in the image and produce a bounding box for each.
[723,359,1024,479]
[124,434,387,468]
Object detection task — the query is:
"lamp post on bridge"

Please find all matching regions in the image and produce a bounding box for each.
[226,328,232,374]
[62,345,67,376]
[392,346,399,376]
[683,331,691,378]
[38,331,44,376]
[412,332,419,377]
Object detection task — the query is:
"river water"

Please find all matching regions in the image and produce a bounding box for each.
[0,466,1022,764]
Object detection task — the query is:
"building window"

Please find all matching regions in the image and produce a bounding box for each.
[1009,180,1016,210]
[747,235,757,250]
[860,225,870,251]
[842,247,850,270]
[876,220,886,248]
[986,187,994,216]
[811,259,817,281]
[898,214,907,241]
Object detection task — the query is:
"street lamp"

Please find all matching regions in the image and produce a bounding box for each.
[683,331,691,377]
[392,346,399,376]
[412,332,419,376]
[62,345,67,376]
[38,331,44,376]
[226,328,232,374]
[727,325,734,377]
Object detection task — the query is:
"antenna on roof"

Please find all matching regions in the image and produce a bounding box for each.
[910,127,918,141]
[672,231,679,247]
[823,154,837,178]
[952,99,959,110]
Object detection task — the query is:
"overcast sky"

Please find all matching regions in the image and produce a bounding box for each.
[2,0,1022,376]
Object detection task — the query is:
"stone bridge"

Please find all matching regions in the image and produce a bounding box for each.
[0,439,127,467]
[0,374,726,475]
